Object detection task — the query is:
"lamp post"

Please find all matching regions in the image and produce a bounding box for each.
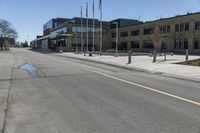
[75,26,78,54]
[113,22,118,57]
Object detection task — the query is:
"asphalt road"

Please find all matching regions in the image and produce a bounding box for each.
[3,48,200,133]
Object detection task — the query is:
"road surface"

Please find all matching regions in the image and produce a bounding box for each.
[2,48,200,133]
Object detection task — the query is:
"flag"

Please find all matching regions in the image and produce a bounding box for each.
[99,0,102,10]
[86,2,88,17]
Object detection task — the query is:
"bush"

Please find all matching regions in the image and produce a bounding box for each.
[3,40,10,51]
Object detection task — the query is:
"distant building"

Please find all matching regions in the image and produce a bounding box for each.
[31,17,109,52]
[31,12,200,54]
[109,13,200,54]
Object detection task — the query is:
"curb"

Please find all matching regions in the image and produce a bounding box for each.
[57,54,200,83]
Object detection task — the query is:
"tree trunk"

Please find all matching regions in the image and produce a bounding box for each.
[0,43,3,50]
[0,38,3,50]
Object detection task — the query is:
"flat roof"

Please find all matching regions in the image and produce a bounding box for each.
[133,12,200,27]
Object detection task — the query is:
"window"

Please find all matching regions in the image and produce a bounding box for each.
[175,24,179,32]
[180,23,184,31]
[167,25,171,32]
[160,25,170,33]
[131,30,140,36]
[195,21,200,30]
[112,33,116,38]
[144,28,154,35]
[143,40,154,49]
[174,39,188,49]
[179,39,184,49]
[119,42,128,50]
[174,39,179,49]
[185,23,189,31]
[131,41,140,48]
[120,32,128,37]
[112,42,116,48]
[103,28,107,34]
[194,38,199,49]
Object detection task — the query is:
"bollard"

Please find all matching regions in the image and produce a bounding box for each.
[153,50,156,63]
[89,52,92,57]
[84,48,86,56]
[185,49,189,61]
[164,52,167,61]
[128,51,132,64]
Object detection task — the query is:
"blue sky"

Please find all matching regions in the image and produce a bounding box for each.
[0,0,200,42]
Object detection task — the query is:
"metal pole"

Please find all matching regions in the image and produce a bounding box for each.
[186,49,189,61]
[128,51,132,64]
[81,6,83,53]
[86,2,89,53]
[100,1,103,55]
[92,22,95,53]
[76,27,78,53]
[164,44,167,61]
[92,0,95,53]
[116,23,118,56]
[114,22,118,57]
[87,17,88,52]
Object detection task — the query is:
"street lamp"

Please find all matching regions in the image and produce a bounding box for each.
[112,22,118,57]
[75,26,78,54]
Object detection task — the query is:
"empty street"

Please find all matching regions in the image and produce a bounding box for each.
[0,48,199,133]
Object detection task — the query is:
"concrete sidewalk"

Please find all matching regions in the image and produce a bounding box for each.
[0,52,14,133]
[57,52,200,82]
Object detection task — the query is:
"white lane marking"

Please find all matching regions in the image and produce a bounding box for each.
[85,68,200,107]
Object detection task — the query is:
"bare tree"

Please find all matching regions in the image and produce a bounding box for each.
[148,26,163,63]
[0,19,18,50]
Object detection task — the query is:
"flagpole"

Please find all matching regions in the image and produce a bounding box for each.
[92,0,95,53]
[100,0,103,55]
[81,6,83,53]
[86,2,89,53]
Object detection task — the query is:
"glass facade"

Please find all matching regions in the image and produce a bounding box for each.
[72,37,93,45]
[72,27,103,33]
[50,27,67,34]
[43,20,53,30]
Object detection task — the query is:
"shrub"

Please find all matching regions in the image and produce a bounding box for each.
[3,40,10,51]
